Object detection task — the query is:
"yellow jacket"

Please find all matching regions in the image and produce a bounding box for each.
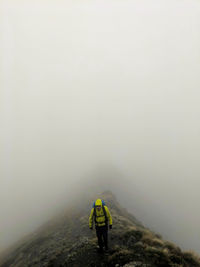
[89,199,112,228]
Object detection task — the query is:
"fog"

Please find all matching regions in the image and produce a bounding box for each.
[1,0,200,255]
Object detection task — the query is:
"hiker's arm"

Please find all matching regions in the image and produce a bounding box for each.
[89,208,94,228]
[105,206,112,226]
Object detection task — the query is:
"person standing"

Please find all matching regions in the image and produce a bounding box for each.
[89,199,112,253]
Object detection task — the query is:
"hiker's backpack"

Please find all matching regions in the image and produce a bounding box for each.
[93,200,108,227]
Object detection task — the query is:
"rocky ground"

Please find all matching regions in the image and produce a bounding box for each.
[0,191,200,267]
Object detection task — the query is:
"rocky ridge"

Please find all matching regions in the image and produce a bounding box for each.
[0,191,200,267]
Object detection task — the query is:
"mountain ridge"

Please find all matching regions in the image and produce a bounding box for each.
[1,191,200,267]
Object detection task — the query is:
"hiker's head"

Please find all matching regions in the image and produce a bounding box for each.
[95,199,102,211]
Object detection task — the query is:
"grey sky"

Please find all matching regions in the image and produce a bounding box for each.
[1,0,200,254]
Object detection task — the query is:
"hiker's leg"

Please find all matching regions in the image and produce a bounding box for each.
[96,227,103,250]
[102,226,108,250]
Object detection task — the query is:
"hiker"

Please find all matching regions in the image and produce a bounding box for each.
[89,199,112,253]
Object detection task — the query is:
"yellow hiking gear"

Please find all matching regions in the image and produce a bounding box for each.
[95,199,103,206]
[89,201,112,228]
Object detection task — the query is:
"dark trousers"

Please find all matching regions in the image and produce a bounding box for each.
[96,225,108,250]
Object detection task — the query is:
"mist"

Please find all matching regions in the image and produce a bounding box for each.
[1,0,200,255]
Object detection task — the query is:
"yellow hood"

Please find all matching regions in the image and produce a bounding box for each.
[95,199,102,206]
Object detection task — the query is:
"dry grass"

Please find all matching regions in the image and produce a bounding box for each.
[108,248,133,263]
[142,236,164,248]
[163,241,181,253]
[127,225,137,231]
[182,250,200,266]
[141,228,164,248]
